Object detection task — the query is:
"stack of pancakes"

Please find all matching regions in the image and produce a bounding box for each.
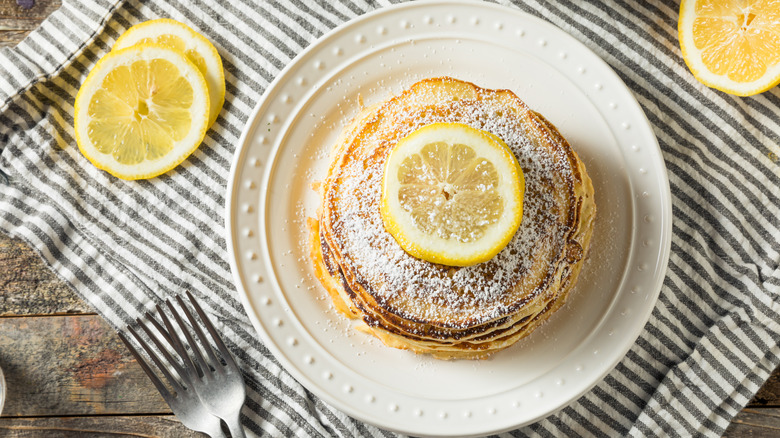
[309,77,596,359]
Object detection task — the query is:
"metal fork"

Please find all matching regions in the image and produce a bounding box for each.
[118,322,225,437]
[118,292,246,438]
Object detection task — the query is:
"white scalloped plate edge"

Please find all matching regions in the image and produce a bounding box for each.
[226,1,672,436]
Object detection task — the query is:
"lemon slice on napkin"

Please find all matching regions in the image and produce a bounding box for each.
[380,122,525,267]
[113,18,225,127]
[679,0,780,96]
[74,44,210,180]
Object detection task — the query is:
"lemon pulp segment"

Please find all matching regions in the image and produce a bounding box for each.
[113,18,225,126]
[74,44,210,179]
[88,58,195,163]
[381,122,525,266]
[679,0,780,95]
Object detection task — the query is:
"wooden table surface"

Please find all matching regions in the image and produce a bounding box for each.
[1,1,779,437]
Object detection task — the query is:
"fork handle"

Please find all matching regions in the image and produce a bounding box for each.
[226,415,246,438]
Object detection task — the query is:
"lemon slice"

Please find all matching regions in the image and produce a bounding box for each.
[74,44,210,180]
[679,0,780,96]
[380,122,525,267]
[113,18,225,127]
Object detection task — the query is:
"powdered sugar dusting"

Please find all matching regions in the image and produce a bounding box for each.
[325,90,574,326]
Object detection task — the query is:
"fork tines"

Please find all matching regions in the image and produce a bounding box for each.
[124,292,232,385]
[117,292,240,438]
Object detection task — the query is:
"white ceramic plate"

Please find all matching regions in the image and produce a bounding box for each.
[226,1,671,436]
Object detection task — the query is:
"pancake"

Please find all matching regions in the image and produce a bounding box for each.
[309,77,596,359]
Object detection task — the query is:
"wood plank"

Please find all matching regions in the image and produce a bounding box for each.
[0,233,93,316]
[752,369,780,407]
[0,315,169,416]
[723,408,780,438]
[0,0,60,48]
[0,28,29,46]
[0,416,207,437]
[0,0,61,28]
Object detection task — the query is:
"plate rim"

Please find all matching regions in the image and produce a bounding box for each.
[225,1,673,435]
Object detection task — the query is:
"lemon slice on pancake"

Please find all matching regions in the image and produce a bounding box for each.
[73,44,210,180]
[113,18,225,127]
[381,122,525,267]
[679,0,780,96]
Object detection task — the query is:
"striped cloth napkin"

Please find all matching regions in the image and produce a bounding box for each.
[1,0,778,436]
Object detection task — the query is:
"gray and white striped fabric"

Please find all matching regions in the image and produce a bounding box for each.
[1,0,778,436]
